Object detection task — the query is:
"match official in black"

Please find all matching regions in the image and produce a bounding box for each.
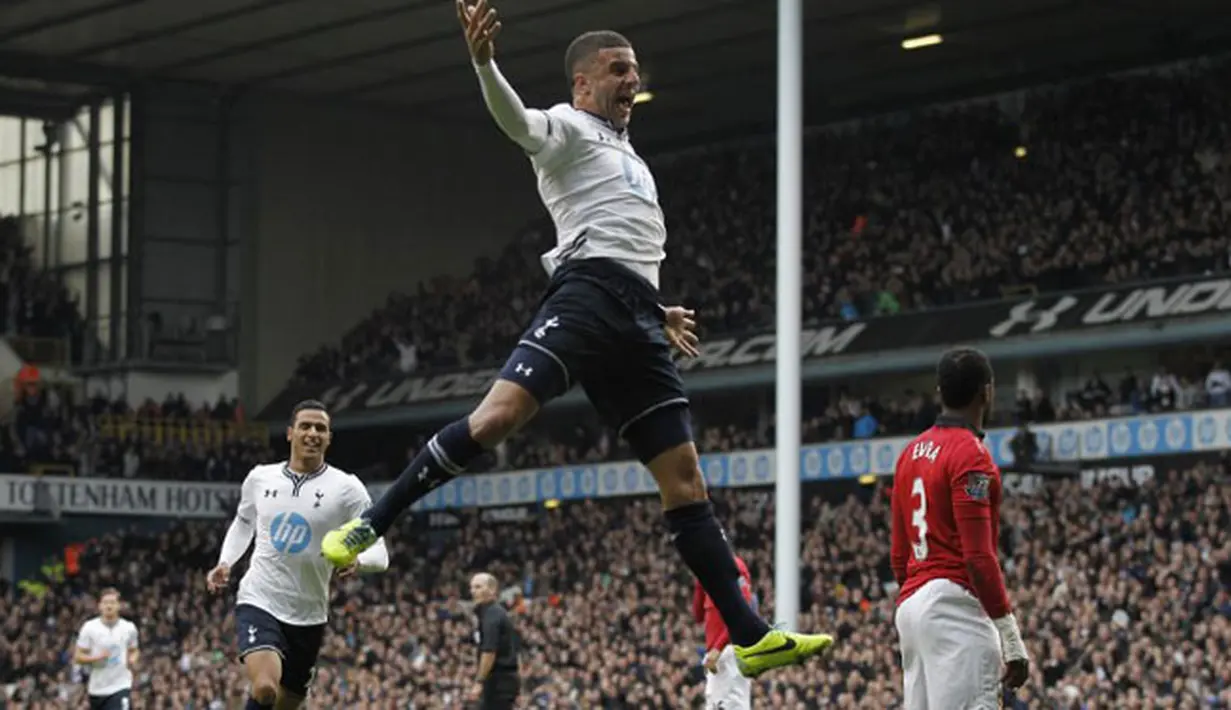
[469,572,519,709]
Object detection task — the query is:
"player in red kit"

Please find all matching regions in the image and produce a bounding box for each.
[891,347,1030,709]
[692,551,755,709]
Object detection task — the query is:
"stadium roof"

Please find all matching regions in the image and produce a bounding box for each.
[1,0,1230,144]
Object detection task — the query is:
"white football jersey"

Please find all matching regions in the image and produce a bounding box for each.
[234,462,372,626]
[75,616,138,696]
[531,104,667,288]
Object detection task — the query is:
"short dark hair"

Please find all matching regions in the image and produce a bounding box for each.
[289,399,329,426]
[564,30,631,83]
[99,587,120,601]
[937,347,993,409]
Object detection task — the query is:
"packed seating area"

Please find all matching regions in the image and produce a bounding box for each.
[288,60,1231,387]
[347,352,1228,481]
[2,455,1228,708]
[7,352,1224,484]
[4,385,270,481]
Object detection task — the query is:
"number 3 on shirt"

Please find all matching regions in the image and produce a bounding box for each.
[910,477,929,561]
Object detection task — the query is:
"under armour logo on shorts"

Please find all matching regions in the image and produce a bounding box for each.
[515,363,533,377]
[534,316,560,339]
[988,296,1079,338]
[247,626,257,644]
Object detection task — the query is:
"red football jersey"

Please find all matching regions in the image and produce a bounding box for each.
[891,418,1011,618]
[692,556,754,651]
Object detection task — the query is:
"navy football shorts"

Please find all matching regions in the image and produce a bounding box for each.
[498,258,693,463]
[235,604,325,697]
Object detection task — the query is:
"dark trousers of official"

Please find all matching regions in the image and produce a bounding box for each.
[478,673,519,710]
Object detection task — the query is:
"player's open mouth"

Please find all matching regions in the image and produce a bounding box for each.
[615,96,633,109]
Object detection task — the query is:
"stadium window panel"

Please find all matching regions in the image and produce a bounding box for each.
[62,148,89,211]
[62,266,86,313]
[58,208,88,265]
[67,117,88,152]
[97,262,111,321]
[0,164,19,214]
[99,102,115,145]
[0,117,22,165]
[120,140,129,200]
[99,203,113,260]
[23,118,50,159]
[22,159,45,215]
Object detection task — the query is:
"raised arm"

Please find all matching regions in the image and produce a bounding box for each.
[474,62,551,152]
[458,0,553,153]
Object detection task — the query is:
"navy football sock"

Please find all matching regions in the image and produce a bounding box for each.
[665,501,771,646]
[245,699,273,710]
[365,418,486,535]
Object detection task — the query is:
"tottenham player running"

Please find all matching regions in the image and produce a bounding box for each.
[891,348,1030,709]
[693,550,756,709]
[74,587,139,710]
[207,400,389,710]
[322,0,832,677]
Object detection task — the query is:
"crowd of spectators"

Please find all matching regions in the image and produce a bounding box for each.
[357,354,1229,481]
[2,454,1228,708]
[2,385,270,482]
[6,352,1224,485]
[288,59,1231,387]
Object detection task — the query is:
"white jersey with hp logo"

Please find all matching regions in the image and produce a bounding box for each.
[532,104,667,289]
[235,462,373,626]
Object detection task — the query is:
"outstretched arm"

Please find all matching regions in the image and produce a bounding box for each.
[459,0,551,153]
[474,62,551,152]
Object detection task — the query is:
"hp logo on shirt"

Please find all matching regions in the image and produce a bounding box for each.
[270,512,313,555]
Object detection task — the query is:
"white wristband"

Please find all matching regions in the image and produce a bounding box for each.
[993,614,1028,662]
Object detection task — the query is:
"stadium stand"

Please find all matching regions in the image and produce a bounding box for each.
[287,61,1231,387]
[6,352,1226,482]
[3,459,1228,708]
[7,385,269,481]
[329,351,1228,483]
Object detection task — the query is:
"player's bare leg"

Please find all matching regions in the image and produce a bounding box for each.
[644,437,834,678]
[467,379,542,445]
[322,379,541,565]
[242,650,282,709]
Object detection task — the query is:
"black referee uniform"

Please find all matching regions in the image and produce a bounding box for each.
[475,600,519,709]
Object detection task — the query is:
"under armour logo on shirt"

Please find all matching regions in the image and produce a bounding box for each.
[515,363,533,377]
[533,316,560,339]
[264,489,277,498]
[314,491,324,508]
[988,296,1079,338]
